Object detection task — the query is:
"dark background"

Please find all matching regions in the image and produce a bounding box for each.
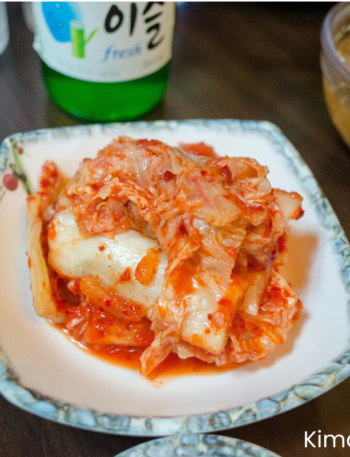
[1,2,350,456]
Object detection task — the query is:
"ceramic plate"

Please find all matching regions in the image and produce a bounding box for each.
[0,120,349,436]
[115,434,281,456]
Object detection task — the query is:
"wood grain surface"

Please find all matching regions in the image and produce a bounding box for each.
[1,2,349,457]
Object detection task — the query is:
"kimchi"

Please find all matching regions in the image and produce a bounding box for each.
[27,137,303,376]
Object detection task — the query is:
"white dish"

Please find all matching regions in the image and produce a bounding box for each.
[0,119,349,435]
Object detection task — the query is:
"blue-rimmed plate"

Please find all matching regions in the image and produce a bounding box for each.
[0,120,349,436]
[115,434,281,456]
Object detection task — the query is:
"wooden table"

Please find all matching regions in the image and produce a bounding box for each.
[1,2,349,456]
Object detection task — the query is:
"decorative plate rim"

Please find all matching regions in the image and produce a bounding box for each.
[114,433,281,457]
[0,119,349,436]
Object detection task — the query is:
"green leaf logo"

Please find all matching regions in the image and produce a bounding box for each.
[70,21,98,58]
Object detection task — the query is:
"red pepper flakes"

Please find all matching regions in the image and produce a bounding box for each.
[180,142,218,158]
[119,267,132,283]
[163,170,175,182]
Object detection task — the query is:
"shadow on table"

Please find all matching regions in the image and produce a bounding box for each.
[44,98,168,129]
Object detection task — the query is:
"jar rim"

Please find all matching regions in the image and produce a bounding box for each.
[321,2,350,83]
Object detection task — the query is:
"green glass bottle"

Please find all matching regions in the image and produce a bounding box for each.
[32,2,175,122]
[41,61,170,122]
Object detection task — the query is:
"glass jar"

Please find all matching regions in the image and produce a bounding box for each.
[321,2,350,147]
[0,3,9,56]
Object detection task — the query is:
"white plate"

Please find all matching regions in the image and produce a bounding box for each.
[0,120,349,436]
[115,434,281,457]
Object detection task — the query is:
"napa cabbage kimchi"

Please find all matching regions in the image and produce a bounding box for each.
[27,137,303,376]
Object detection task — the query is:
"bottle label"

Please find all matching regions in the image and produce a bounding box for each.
[32,2,175,82]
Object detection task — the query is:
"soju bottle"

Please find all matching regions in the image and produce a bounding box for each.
[32,2,175,122]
